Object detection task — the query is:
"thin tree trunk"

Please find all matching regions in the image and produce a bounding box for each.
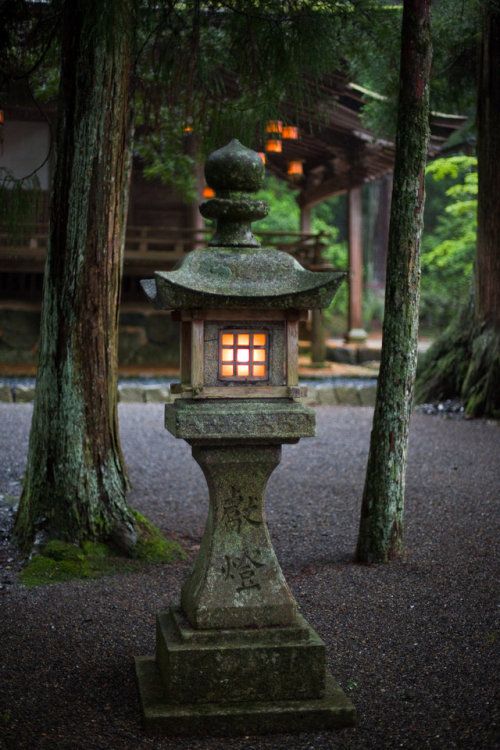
[15,0,137,551]
[356,0,432,563]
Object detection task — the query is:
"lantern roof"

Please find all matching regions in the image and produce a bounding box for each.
[141,139,344,310]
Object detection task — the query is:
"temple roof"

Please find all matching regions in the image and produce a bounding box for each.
[266,74,468,207]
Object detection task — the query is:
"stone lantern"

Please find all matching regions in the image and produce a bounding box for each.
[135,140,355,734]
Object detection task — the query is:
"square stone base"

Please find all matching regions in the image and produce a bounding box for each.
[135,656,356,736]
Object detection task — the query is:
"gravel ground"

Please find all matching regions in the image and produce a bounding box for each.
[0,404,499,750]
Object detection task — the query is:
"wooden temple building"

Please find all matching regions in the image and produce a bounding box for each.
[0,75,465,373]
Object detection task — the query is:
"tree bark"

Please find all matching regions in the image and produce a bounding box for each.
[415,4,500,418]
[356,0,432,563]
[15,0,137,551]
[476,5,500,330]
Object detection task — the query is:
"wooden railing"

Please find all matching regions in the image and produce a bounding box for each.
[0,224,330,273]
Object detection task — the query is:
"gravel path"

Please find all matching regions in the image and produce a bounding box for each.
[0,404,499,750]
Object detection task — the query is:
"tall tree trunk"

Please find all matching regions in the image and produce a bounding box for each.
[415,4,500,418]
[356,0,432,563]
[15,0,137,551]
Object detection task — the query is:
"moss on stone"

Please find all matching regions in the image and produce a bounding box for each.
[132,510,185,563]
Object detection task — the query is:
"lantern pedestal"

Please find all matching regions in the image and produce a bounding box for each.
[135,400,355,734]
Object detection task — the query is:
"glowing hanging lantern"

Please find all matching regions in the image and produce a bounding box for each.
[257,152,266,164]
[0,110,4,125]
[265,139,282,154]
[287,160,303,177]
[265,120,282,134]
[282,125,299,140]
[183,125,194,133]
[202,186,215,199]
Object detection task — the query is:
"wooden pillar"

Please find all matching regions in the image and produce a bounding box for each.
[300,205,326,364]
[346,187,367,343]
[299,205,311,233]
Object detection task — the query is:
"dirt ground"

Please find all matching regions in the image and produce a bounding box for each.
[0,404,498,750]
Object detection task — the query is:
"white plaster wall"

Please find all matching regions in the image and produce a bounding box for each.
[0,120,50,190]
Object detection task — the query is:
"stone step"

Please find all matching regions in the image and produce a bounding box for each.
[0,382,377,406]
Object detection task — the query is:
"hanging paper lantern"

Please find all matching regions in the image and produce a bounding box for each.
[282,125,299,140]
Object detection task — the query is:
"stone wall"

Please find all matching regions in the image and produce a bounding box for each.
[0,307,180,370]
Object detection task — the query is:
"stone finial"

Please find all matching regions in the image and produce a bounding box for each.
[200,139,269,247]
[204,138,265,192]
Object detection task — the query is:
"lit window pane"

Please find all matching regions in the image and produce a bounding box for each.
[222,348,234,362]
[222,333,234,346]
[237,348,250,362]
[253,333,266,346]
[253,349,266,362]
[253,365,266,377]
[237,333,250,346]
[237,364,249,376]
[221,364,234,377]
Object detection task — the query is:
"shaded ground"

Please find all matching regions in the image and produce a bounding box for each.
[0,404,498,750]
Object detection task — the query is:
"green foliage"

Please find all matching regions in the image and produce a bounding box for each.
[347,0,478,138]
[420,156,477,329]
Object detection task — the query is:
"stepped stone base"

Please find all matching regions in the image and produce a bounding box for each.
[135,607,355,736]
[135,658,355,736]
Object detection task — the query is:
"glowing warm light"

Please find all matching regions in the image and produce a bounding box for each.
[287,160,303,177]
[183,125,193,133]
[258,152,266,164]
[202,186,215,199]
[265,120,282,134]
[0,111,4,126]
[282,125,299,140]
[219,330,269,380]
[265,139,282,154]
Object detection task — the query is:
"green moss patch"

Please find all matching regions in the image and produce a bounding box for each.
[19,512,185,587]
[132,510,185,564]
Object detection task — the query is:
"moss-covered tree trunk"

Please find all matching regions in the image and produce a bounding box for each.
[356,0,432,563]
[415,4,500,418]
[15,0,137,551]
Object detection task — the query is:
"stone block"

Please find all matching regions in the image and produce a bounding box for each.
[165,400,315,442]
[118,327,148,365]
[359,385,377,406]
[135,657,355,735]
[155,608,325,705]
[357,347,381,364]
[333,386,361,406]
[118,386,145,403]
[0,342,37,365]
[316,386,339,406]
[145,313,178,346]
[14,385,36,403]
[326,346,357,365]
[144,387,171,403]
[0,310,40,349]
[0,385,13,402]
[119,311,146,327]
[133,342,179,367]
